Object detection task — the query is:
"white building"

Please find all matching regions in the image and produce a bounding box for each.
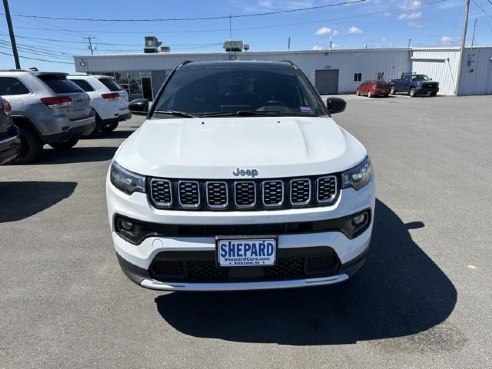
[74,47,492,100]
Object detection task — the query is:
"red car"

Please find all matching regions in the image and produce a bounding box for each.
[356,80,391,97]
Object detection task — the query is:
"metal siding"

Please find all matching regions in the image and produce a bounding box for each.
[411,49,460,95]
[73,47,491,97]
[459,47,492,95]
[74,50,410,95]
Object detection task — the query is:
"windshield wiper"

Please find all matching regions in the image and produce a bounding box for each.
[200,111,279,117]
[152,110,197,118]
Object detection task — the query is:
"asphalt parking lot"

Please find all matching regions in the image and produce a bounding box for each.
[1,94,491,369]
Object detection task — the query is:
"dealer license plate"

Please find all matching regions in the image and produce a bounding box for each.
[216,237,277,267]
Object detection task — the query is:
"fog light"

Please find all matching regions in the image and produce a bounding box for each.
[120,219,135,231]
[352,212,367,226]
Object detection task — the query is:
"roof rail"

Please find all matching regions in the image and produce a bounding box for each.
[280,60,299,69]
[182,60,194,65]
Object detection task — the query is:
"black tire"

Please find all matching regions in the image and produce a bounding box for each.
[81,114,101,138]
[409,88,416,97]
[100,121,119,133]
[49,138,79,150]
[430,91,437,97]
[13,126,43,164]
[390,86,396,95]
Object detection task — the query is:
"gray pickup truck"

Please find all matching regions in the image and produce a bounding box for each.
[390,73,439,97]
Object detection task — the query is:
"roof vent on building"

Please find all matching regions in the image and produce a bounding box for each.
[223,40,244,52]
[144,36,162,53]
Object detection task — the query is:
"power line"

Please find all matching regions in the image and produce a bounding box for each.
[0,50,73,64]
[5,0,448,36]
[4,1,366,23]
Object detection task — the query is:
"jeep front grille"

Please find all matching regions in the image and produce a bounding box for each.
[234,181,256,208]
[148,175,339,211]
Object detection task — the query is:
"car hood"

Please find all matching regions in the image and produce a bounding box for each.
[115,116,367,178]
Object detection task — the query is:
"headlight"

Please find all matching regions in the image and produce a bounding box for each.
[342,156,373,191]
[110,161,146,195]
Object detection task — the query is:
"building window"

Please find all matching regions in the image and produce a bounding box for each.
[354,73,362,82]
[377,72,385,80]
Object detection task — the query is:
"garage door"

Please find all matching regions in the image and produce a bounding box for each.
[315,70,339,95]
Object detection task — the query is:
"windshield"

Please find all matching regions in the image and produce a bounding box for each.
[411,75,430,81]
[98,78,122,92]
[151,65,326,118]
[38,74,84,94]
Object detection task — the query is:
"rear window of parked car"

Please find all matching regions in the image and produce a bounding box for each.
[37,74,83,94]
[71,79,95,92]
[98,78,122,92]
[0,77,30,95]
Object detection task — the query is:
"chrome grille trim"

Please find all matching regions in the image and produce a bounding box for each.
[178,181,200,208]
[316,175,338,204]
[234,181,256,209]
[148,175,339,211]
[262,180,284,207]
[290,178,311,206]
[206,181,228,209]
[149,178,173,208]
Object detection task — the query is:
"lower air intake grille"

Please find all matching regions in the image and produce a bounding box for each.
[148,248,341,282]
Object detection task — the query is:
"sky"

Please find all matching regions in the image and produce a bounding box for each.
[0,0,491,73]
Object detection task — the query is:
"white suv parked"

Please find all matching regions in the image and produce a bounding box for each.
[106,61,375,291]
[0,70,95,163]
[68,75,131,135]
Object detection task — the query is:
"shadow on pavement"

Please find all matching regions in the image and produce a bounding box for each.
[36,146,117,165]
[89,130,135,140]
[155,199,457,345]
[0,181,77,223]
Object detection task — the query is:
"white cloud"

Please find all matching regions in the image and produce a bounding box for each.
[312,45,324,50]
[397,11,422,20]
[347,26,362,34]
[400,0,421,10]
[315,27,332,36]
[408,21,423,28]
[440,36,457,45]
[332,30,339,36]
[258,0,273,8]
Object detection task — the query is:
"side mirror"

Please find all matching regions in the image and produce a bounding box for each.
[128,98,149,115]
[326,97,346,115]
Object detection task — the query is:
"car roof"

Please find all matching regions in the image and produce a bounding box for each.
[178,60,297,71]
[0,69,68,77]
[68,74,113,79]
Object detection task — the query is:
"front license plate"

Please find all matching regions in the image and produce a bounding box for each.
[216,237,277,267]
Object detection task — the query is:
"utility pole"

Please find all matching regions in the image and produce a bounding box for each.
[407,38,412,48]
[2,0,20,69]
[84,36,96,55]
[456,0,471,96]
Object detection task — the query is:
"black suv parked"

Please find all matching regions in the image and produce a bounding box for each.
[0,97,20,165]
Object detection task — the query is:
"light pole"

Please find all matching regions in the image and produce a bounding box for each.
[2,0,20,69]
[456,0,471,96]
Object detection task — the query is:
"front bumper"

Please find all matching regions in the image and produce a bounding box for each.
[116,245,368,291]
[414,86,439,94]
[107,176,375,291]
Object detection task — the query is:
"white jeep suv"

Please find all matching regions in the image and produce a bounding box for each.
[68,75,131,135]
[106,61,375,291]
